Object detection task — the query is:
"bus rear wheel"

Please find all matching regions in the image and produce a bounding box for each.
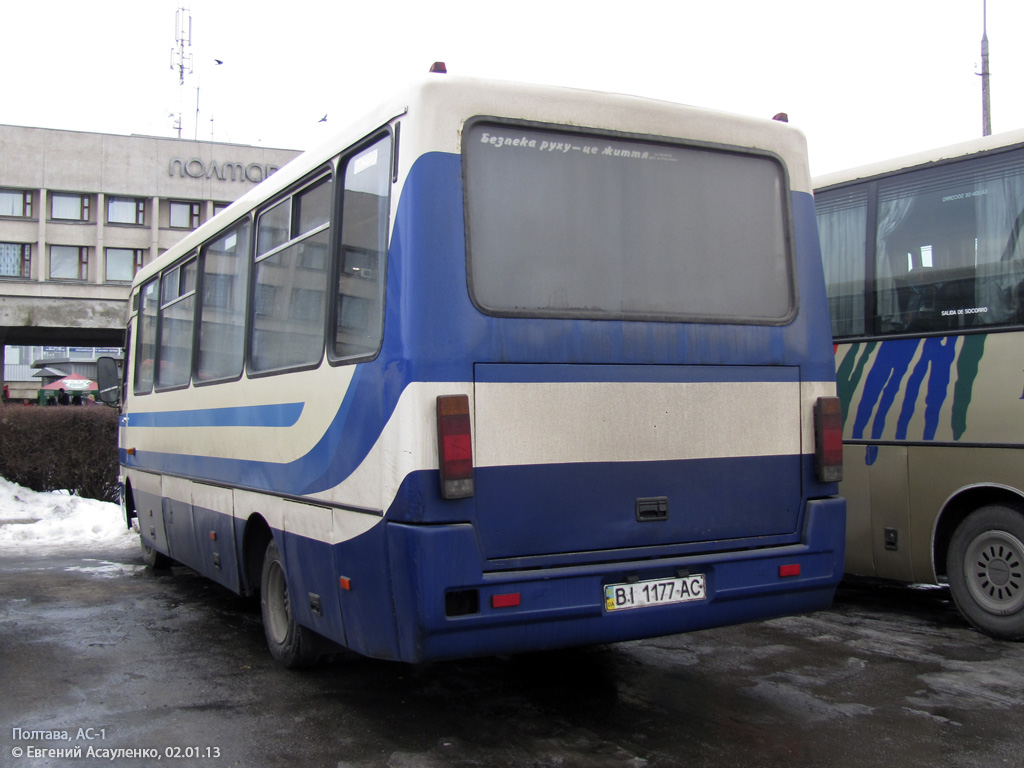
[947,505,1024,641]
[260,539,321,668]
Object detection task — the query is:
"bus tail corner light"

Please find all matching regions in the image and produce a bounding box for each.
[437,394,474,499]
[813,396,843,484]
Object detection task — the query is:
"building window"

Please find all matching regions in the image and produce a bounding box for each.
[50,245,88,280]
[170,201,201,229]
[105,248,146,282]
[0,189,32,218]
[213,202,231,216]
[51,193,90,221]
[0,242,31,277]
[107,197,145,225]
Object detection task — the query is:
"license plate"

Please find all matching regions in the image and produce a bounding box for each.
[604,574,706,612]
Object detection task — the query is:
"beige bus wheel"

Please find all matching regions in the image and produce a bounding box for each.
[259,539,321,668]
[948,506,1024,641]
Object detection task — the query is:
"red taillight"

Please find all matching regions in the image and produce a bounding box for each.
[813,396,843,483]
[437,394,474,499]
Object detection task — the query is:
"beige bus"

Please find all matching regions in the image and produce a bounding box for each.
[815,130,1024,640]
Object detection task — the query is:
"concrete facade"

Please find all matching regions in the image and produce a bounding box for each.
[0,124,300,352]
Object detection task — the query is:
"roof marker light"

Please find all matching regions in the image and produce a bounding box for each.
[430,61,447,74]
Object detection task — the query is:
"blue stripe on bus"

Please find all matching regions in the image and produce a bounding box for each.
[121,402,304,428]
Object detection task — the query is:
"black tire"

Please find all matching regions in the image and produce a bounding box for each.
[260,539,321,668]
[140,538,173,569]
[947,505,1024,641]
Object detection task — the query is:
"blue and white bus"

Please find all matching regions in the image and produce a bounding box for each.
[101,72,846,667]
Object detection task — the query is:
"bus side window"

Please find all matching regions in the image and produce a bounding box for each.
[133,279,159,394]
[333,135,391,361]
[197,221,251,382]
[251,173,332,373]
[156,256,197,389]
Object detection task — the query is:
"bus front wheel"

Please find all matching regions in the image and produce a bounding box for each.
[140,539,172,569]
[260,539,321,668]
[947,505,1024,641]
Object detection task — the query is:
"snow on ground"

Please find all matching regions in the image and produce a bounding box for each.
[0,476,136,553]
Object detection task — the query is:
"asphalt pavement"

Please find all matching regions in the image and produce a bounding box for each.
[1,544,1022,768]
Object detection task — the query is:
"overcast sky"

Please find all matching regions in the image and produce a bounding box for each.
[5,1,1022,177]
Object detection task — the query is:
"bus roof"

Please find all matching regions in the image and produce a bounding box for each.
[134,74,813,288]
[813,127,1024,192]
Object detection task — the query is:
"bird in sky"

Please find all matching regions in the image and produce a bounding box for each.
[319,114,327,123]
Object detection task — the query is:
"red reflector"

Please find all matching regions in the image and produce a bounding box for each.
[437,395,474,499]
[491,593,521,608]
[339,577,352,591]
[779,564,801,578]
[813,396,843,483]
[209,531,216,541]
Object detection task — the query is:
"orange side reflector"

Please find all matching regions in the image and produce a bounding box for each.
[339,577,352,591]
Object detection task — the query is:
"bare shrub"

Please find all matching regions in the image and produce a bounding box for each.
[0,405,120,502]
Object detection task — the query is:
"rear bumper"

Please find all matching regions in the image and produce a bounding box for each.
[385,496,846,663]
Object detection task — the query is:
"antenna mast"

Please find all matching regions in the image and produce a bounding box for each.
[981,0,991,136]
[170,6,193,139]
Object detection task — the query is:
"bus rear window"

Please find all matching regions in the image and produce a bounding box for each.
[463,122,794,324]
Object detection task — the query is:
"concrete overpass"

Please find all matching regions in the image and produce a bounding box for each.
[0,283,127,348]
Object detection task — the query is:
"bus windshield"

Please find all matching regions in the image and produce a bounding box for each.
[464,122,794,323]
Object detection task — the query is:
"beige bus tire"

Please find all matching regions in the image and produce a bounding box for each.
[260,539,321,668]
[947,505,1024,641]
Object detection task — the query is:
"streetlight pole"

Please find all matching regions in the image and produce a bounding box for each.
[981,0,991,136]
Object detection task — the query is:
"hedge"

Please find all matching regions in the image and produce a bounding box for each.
[0,404,120,503]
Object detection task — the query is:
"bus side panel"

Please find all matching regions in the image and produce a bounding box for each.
[330,521,402,660]
[279,529,347,648]
[789,190,839,385]
[161,476,199,567]
[191,483,241,593]
[129,470,170,557]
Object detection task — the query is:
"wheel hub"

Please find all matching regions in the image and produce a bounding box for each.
[966,531,1024,615]
[985,559,1010,587]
